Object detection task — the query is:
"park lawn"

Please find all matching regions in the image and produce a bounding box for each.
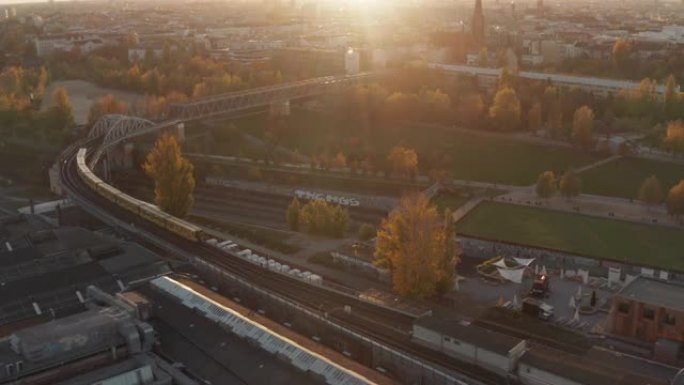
[229,110,602,186]
[455,201,684,271]
[432,193,470,213]
[581,157,684,199]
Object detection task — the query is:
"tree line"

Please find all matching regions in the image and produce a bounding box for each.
[535,170,684,217]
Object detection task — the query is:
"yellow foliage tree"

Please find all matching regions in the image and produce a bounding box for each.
[142,133,195,218]
[489,86,521,131]
[374,193,458,299]
[663,120,684,154]
[387,146,418,178]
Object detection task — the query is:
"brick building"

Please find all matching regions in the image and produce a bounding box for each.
[608,276,684,363]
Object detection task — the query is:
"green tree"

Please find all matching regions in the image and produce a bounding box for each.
[375,193,458,299]
[638,175,663,205]
[559,170,582,199]
[666,180,684,217]
[358,223,376,241]
[535,171,557,198]
[528,102,542,132]
[572,105,595,150]
[489,86,521,131]
[300,200,349,238]
[664,75,680,120]
[286,197,301,231]
[457,93,484,126]
[142,133,195,217]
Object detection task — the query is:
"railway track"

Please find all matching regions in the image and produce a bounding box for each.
[60,144,507,385]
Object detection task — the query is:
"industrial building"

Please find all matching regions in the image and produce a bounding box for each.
[0,214,171,335]
[0,286,197,385]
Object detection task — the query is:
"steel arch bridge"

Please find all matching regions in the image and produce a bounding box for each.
[87,71,380,168]
[87,114,182,168]
[167,72,379,121]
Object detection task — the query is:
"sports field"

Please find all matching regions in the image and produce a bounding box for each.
[581,157,684,199]
[455,202,684,271]
[229,111,603,186]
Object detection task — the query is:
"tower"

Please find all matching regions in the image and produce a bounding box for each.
[472,0,485,47]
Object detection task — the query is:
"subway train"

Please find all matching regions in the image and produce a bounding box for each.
[76,148,204,242]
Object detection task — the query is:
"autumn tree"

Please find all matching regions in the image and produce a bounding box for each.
[666,180,684,217]
[387,146,418,178]
[287,197,301,231]
[559,170,582,199]
[374,193,458,299]
[418,88,451,122]
[300,200,349,238]
[572,106,595,150]
[638,175,664,205]
[142,133,195,217]
[457,93,485,126]
[535,171,557,198]
[528,102,542,132]
[87,94,127,126]
[489,86,521,131]
[612,37,631,70]
[663,120,684,154]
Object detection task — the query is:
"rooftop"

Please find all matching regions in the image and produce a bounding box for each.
[617,276,684,312]
[520,344,671,385]
[415,316,524,355]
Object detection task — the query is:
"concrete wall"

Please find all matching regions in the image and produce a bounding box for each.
[412,325,512,376]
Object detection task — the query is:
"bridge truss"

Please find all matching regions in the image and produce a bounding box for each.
[167,72,377,121]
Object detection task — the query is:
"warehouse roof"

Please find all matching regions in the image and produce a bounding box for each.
[520,344,670,385]
[617,276,684,312]
[414,316,524,355]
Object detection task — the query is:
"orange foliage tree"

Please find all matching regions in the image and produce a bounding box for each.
[374,193,458,299]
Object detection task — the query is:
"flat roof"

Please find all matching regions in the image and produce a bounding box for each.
[415,316,524,355]
[520,344,670,385]
[617,276,684,312]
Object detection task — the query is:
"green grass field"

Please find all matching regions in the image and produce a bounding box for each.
[456,202,684,271]
[225,111,603,186]
[432,193,470,213]
[581,157,684,199]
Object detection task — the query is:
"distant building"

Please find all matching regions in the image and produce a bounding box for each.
[127,46,163,63]
[471,0,485,47]
[34,33,118,57]
[608,276,684,364]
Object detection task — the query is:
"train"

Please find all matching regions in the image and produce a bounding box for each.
[76,147,323,286]
[76,148,204,242]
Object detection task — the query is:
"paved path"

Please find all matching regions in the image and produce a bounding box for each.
[574,155,621,173]
[496,191,684,229]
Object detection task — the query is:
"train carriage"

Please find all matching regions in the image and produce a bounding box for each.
[77,147,204,243]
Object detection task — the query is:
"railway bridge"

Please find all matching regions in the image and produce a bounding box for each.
[82,71,379,180]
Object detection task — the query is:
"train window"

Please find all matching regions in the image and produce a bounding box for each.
[617,303,630,314]
[642,308,655,320]
[444,337,451,342]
